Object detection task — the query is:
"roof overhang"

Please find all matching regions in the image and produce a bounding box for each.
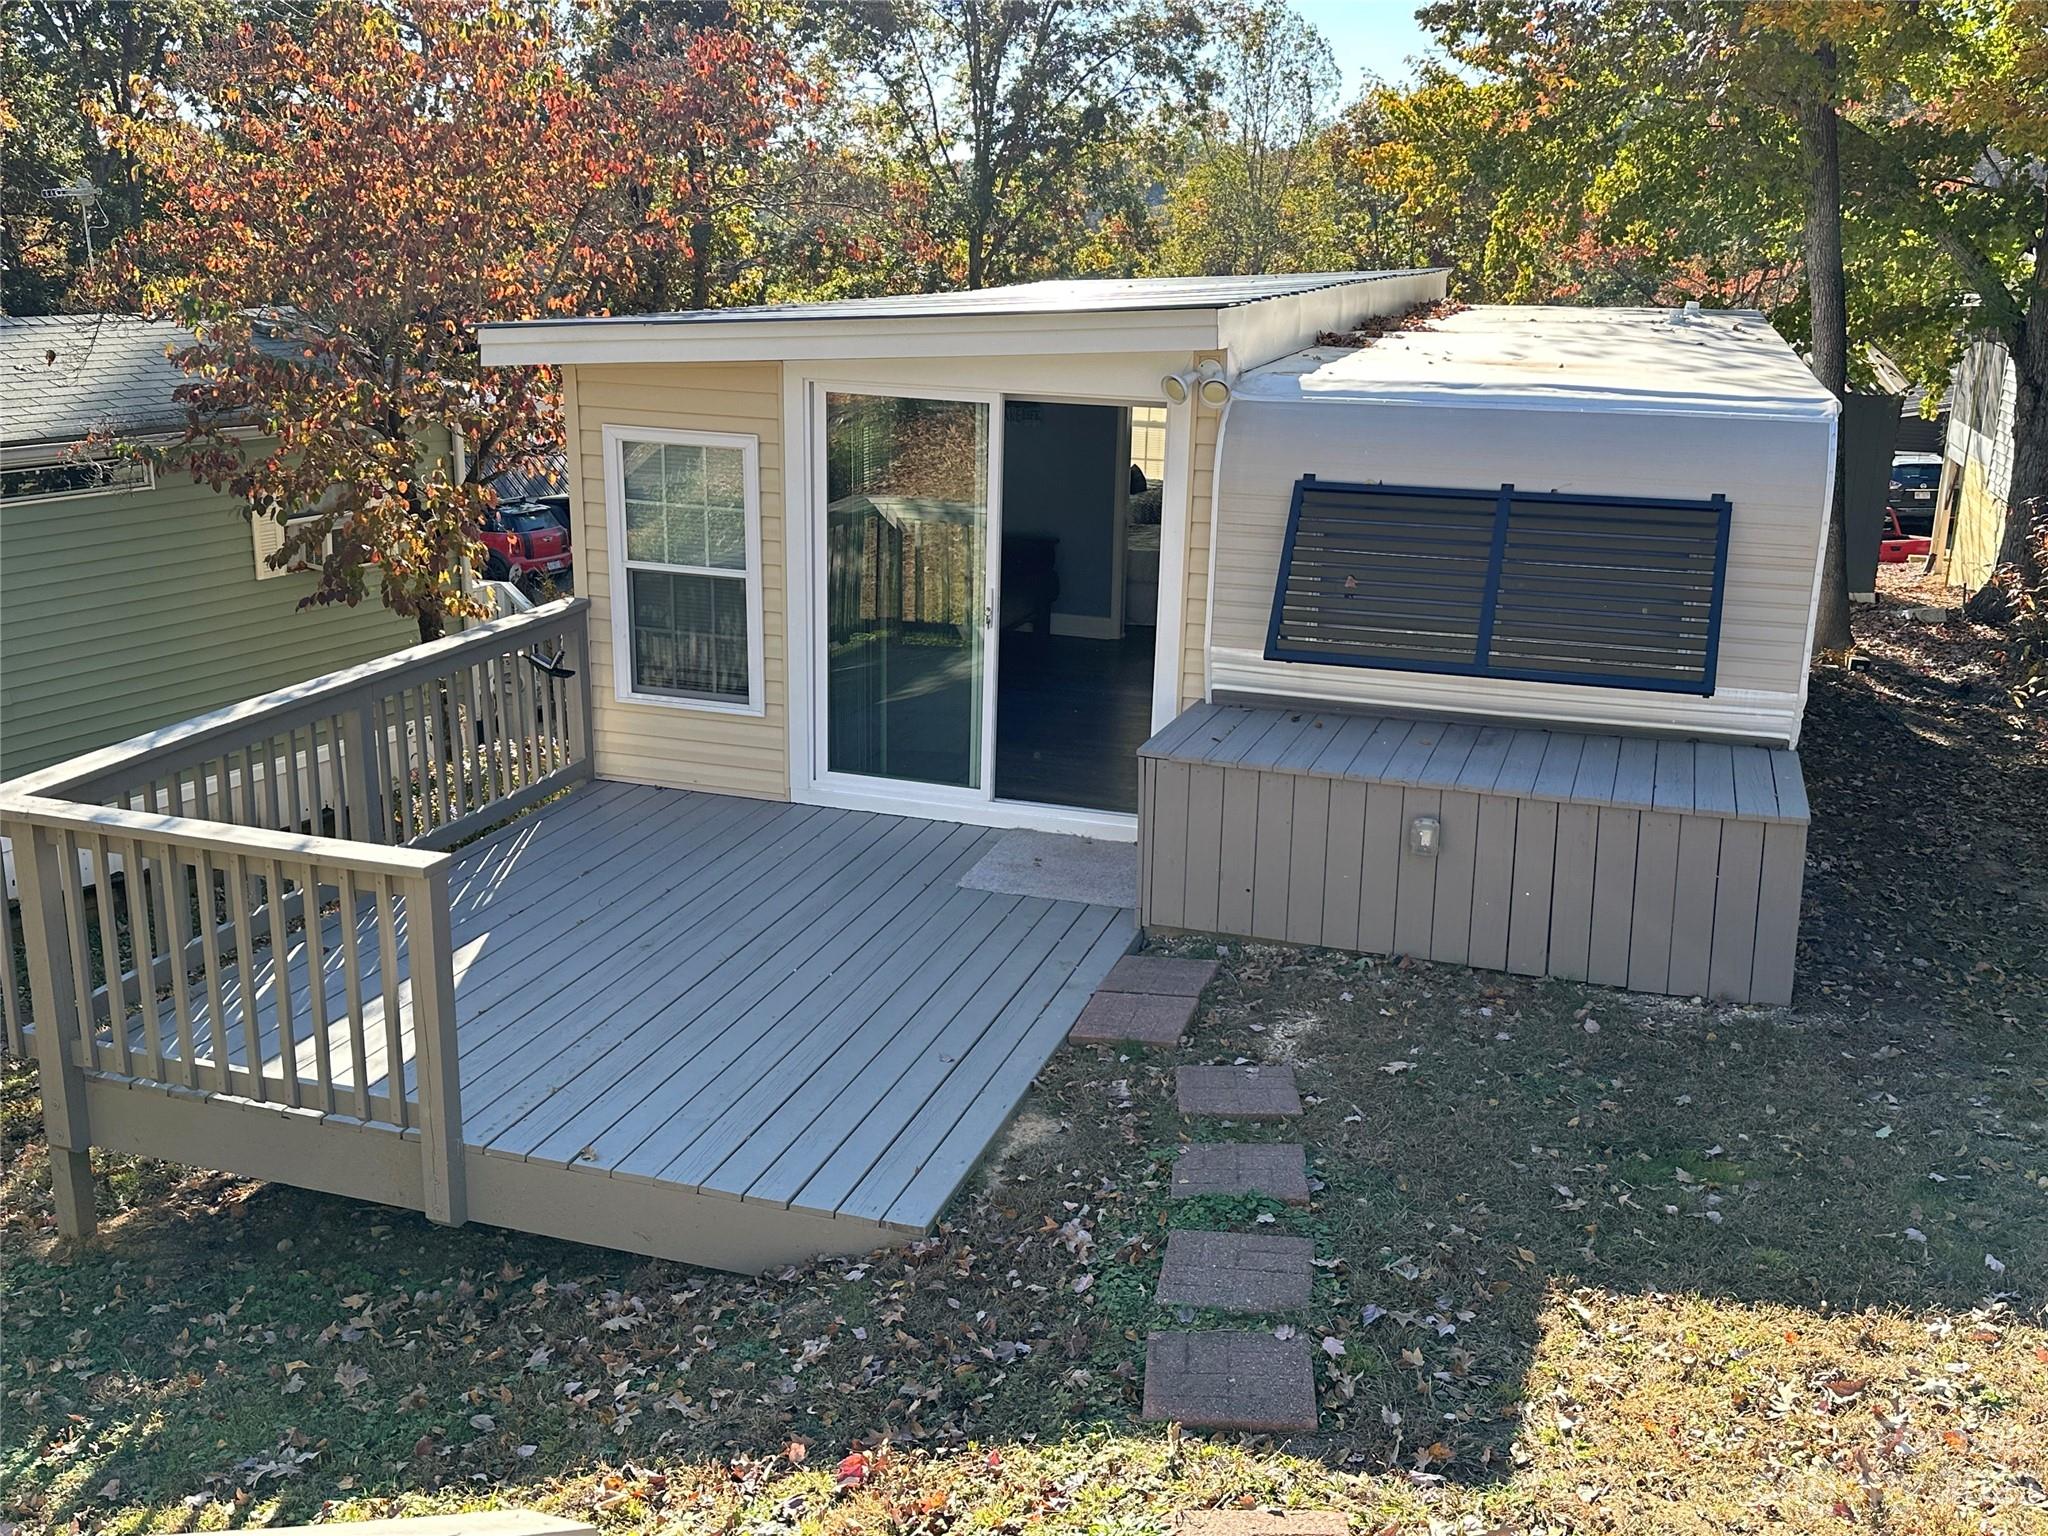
[477,269,1452,370]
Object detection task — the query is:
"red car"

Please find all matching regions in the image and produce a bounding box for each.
[479,501,571,583]
[1877,508,1932,564]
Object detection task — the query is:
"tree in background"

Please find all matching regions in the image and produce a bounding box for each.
[1,0,230,312]
[1154,0,1341,274]
[97,0,807,642]
[822,0,1205,289]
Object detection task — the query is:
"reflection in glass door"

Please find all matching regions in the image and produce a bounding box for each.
[823,392,991,789]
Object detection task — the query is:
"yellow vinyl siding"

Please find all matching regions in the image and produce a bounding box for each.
[568,362,790,798]
[1178,348,1226,710]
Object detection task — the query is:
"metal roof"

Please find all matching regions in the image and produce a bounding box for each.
[496,271,1437,331]
[1,314,198,449]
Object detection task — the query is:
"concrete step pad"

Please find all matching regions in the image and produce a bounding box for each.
[1170,1143,1311,1205]
[1100,955,1220,997]
[1141,1329,1317,1433]
[1156,1230,1313,1312]
[1176,1064,1301,1120]
[1068,989,1198,1046]
[1175,1513,1348,1536]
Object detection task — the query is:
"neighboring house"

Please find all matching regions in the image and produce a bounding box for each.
[0,314,416,782]
[1929,335,2019,593]
[3,275,1838,1274]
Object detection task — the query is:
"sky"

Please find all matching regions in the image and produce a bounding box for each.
[1292,0,1444,95]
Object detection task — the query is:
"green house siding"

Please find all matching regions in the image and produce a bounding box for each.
[0,469,416,781]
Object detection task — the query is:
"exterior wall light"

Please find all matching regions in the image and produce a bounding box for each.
[1194,360,1232,407]
[1408,814,1441,856]
[1160,371,1192,404]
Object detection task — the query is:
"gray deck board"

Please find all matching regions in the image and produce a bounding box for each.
[113,784,1134,1247]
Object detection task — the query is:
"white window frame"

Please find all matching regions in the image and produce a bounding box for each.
[0,454,153,506]
[602,422,765,717]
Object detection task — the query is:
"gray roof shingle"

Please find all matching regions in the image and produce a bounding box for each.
[2,314,200,449]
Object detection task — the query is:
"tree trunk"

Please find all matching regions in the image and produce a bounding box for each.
[1799,48,1853,657]
[418,605,446,646]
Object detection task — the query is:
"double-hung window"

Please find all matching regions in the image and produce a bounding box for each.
[604,425,763,714]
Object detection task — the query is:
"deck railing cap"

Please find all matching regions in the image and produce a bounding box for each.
[0,793,455,877]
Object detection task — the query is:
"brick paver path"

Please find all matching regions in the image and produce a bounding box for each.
[1156,1230,1313,1311]
[1171,1143,1311,1205]
[1141,1330,1318,1432]
[1176,1064,1302,1120]
[1100,955,1220,996]
[1068,990,1199,1046]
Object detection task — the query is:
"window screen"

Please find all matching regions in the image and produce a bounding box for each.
[1265,477,1731,694]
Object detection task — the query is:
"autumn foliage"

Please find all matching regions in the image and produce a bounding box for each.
[97,0,810,639]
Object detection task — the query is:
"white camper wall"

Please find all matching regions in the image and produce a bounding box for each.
[1207,396,1833,747]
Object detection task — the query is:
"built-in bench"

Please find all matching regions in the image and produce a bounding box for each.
[1138,703,1808,1005]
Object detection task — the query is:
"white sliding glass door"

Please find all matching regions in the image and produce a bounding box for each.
[816,387,999,797]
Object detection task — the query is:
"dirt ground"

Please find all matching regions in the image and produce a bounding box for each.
[3,573,2043,1535]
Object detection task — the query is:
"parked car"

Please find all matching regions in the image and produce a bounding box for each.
[480,500,571,583]
[1887,451,1942,534]
[1878,507,1933,564]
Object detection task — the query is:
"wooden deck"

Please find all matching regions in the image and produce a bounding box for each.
[93,781,1136,1270]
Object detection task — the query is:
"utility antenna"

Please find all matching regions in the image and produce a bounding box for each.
[39,178,106,267]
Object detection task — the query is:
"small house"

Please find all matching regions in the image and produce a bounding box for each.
[1,275,1837,1272]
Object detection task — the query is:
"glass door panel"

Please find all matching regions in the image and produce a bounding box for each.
[823,391,991,790]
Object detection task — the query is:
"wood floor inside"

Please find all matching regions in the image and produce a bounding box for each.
[108,781,1137,1264]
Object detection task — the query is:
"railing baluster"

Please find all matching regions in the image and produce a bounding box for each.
[455,663,481,815]
[87,834,131,1076]
[225,850,267,1102]
[511,643,537,788]
[337,867,372,1121]
[264,858,300,1108]
[120,836,167,1080]
[194,850,233,1093]
[373,875,408,1129]
[297,859,335,1116]
[61,832,100,1071]
[0,887,24,1059]
[408,683,436,833]
[159,845,200,1090]
[472,657,501,804]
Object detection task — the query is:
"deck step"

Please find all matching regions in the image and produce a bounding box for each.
[1141,1330,1317,1433]
[1155,1230,1313,1312]
[1176,1064,1301,1120]
[1170,1143,1311,1205]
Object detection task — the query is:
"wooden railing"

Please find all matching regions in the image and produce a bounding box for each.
[0,599,592,1237]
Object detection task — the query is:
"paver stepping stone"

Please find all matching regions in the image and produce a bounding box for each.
[1176,1513,1347,1536]
[1141,1329,1317,1432]
[1069,990,1198,1045]
[1176,1064,1301,1120]
[1171,1143,1311,1205]
[1156,1230,1313,1312]
[1100,955,1220,997]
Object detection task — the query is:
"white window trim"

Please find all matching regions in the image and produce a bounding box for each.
[602,422,765,717]
[0,455,154,506]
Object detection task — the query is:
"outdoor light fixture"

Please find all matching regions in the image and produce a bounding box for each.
[1194,360,1232,406]
[1160,362,1233,407]
[1408,814,1441,856]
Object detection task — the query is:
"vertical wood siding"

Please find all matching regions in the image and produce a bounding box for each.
[567,362,790,798]
[1140,703,1807,1005]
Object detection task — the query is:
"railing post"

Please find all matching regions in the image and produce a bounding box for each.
[338,691,386,843]
[10,824,96,1239]
[404,865,466,1227]
[564,607,594,781]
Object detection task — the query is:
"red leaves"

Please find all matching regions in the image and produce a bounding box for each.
[834,1449,874,1490]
